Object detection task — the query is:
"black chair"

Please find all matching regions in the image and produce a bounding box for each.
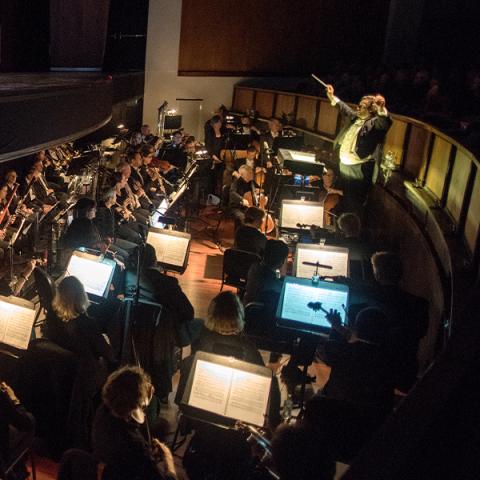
[32,266,56,329]
[212,184,232,241]
[220,248,261,295]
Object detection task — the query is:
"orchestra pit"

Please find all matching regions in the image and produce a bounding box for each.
[1,1,480,479]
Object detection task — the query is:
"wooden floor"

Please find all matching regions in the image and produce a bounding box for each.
[29,206,332,480]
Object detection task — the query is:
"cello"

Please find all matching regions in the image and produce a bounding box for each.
[242,186,276,234]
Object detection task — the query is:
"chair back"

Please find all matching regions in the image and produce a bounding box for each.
[33,266,56,312]
[57,448,98,480]
[222,248,261,290]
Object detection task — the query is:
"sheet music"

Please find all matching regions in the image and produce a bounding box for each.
[225,369,271,427]
[0,297,36,350]
[188,359,232,416]
[149,232,189,267]
[281,203,324,228]
[66,254,113,297]
[281,282,348,327]
[296,246,348,278]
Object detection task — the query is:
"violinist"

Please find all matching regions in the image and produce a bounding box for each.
[140,145,166,200]
[238,114,261,140]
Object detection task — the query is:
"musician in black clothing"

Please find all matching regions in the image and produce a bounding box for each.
[233,207,266,256]
[0,382,35,480]
[92,366,177,480]
[369,251,429,392]
[205,115,227,194]
[228,165,255,226]
[95,188,140,254]
[260,117,284,151]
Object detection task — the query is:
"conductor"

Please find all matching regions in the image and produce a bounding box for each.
[325,84,392,210]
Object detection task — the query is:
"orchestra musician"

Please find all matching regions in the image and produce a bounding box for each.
[325,84,392,209]
[205,115,227,194]
[127,151,155,210]
[233,206,267,256]
[228,165,256,227]
[238,114,261,140]
[20,166,55,215]
[260,117,284,152]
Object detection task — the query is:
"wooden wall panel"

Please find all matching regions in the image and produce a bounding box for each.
[446,150,471,224]
[275,94,295,119]
[233,88,254,113]
[404,125,430,179]
[316,99,338,137]
[425,136,451,199]
[255,91,275,119]
[382,119,408,167]
[178,0,389,75]
[464,169,480,255]
[295,97,317,130]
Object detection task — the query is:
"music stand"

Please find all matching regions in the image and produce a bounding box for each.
[280,199,324,230]
[180,351,272,428]
[294,244,349,279]
[0,295,36,352]
[164,115,182,130]
[276,276,349,336]
[64,249,117,302]
[147,228,191,274]
[277,148,324,176]
[272,136,304,154]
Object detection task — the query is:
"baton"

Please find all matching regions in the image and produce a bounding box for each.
[311,74,328,88]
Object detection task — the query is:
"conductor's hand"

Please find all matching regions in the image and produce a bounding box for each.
[375,95,386,109]
[325,309,342,329]
[326,84,335,100]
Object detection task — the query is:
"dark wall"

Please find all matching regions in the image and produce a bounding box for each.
[0,0,49,71]
[178,0,390,75]
[417,0,480,67]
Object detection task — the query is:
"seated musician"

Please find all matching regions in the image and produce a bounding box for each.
[139,244,200,401]
[127,151,155,211]
[95,187,141,252]
[3,170,32,217]
[32,156,68,205]
[260,117,283,151]
[92,366,177,480]
[19,166,55,215]
[0,381,36,480]
[115,163,150,229]
[63,198,102,250]
[176,292,281,480]
[238,114,261,140]
[243,239,289,307]
[140,124,158,145]
[140,144,166,200]
[233,207,267,256]
[228,164,255,227]
[232,145,263,179]
[369,251,429,393]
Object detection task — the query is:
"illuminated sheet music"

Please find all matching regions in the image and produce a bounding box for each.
[295,244,349,278]
[66,254,114,297]
[281,203,324,229]
[148,232,190,267]
[0,296,36,350]
[189,360,232,416]
[187,359,272,427]
[225,369,271,427]
[281,282,348,327]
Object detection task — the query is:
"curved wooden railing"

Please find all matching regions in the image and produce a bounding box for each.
[232,85,479,364]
